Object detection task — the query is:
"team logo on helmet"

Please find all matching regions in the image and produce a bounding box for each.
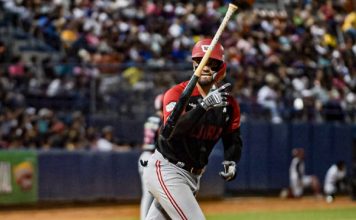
[201,45,209,52]
[198,45,225,61]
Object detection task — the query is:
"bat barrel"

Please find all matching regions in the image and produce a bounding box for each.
[193,3,238,78]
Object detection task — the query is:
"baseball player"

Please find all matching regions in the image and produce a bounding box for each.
[143,38,243,219]
[324,161,347,203]
[289,148,321,198]
[138,94,163,220]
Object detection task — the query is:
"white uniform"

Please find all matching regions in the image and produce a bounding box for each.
[289,157,313,197]
[138,151,155,220]
[324,164,346,195]
[138,114,161,220]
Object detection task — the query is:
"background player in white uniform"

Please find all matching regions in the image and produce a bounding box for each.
[324,161,347,203]
[289,148,321,198]
[138,94,163,220]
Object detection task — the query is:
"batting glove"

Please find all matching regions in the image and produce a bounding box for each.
[219,161,236,181]
[200,83,231,110]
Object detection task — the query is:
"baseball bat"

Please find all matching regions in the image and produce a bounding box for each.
[161,3,238,139]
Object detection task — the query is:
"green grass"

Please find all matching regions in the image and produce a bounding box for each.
[116,207,356,220]
[206,207,356,220]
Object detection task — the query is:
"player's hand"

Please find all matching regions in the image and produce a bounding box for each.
[200,83,231,110]
[219,160,236,181]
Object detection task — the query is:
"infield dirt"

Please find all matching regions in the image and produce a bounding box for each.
[1,196,355,220]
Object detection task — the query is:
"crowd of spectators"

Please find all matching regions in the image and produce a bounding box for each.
[0,93,131,150]
[0,0,355,150]
[0,94,134,151]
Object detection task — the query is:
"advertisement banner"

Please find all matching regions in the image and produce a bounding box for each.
[0,151,38,205]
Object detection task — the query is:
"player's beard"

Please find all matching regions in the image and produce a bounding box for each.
[193,62,215,88]
[198,71,215,87]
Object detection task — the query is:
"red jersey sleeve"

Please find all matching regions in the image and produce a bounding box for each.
[162,84,184,125]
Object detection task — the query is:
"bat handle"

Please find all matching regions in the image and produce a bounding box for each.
[161,75,199,139]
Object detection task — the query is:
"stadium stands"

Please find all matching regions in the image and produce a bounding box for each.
[0,0,355,149]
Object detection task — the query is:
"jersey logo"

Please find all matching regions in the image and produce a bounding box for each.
[166,102,176,112]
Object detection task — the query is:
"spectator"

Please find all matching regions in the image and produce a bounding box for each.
[257,73,282,123]
[0,0,354,151]
[94,126,130,152]
[0,40,8,63]
[84,126,99,150]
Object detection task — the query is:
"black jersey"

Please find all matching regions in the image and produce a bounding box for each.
[158,81,243,169]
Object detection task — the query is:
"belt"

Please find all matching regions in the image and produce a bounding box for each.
[166,157,205,175]
[156,149,205,175]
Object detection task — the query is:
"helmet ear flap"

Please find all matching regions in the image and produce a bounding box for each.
[214,63,227,83]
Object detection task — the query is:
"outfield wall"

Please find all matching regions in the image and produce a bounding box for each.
[226,122,354,192]
[0,122,354,205]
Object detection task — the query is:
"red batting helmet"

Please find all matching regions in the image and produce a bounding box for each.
[192,38,226,83]
[192,38,225,62]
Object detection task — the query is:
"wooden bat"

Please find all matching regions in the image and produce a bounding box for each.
[161,3,238,139]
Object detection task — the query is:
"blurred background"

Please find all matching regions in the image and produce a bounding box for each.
[0,0,355,209]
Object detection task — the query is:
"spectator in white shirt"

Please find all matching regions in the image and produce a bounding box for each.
[95,126,130,152]
[257,73,282,123]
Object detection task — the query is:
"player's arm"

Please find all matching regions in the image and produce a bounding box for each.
[221,99,243,162]
[221,128,243,162]
[219,97,243,181]
[162,85,206,137]
[171,105,206,137]
[163,83,231,137]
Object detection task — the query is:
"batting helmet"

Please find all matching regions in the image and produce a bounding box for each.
[192,38,225,62]
[192,38,226,83]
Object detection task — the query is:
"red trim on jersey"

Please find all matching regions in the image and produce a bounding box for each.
[155,160,188,220]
